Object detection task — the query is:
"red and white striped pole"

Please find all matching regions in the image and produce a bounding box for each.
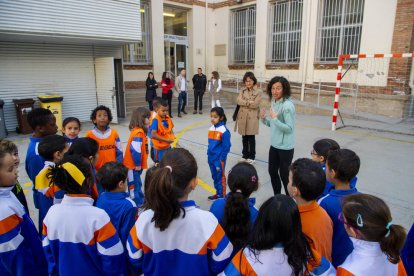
[331,52,414,131]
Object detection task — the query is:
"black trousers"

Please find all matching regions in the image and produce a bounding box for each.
[194,89,204,111]
[242,135,256,160]
[268,146,294,195]
[162,91,173,116]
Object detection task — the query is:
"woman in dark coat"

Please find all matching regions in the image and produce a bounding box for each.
[146,72,158,111]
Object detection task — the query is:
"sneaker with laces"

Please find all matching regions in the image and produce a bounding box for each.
[239,157,247,163]
[246,159,255,164]
[208,194,221,201]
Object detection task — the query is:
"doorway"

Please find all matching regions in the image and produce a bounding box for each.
[164,40,188,77]
[114,59,125,118]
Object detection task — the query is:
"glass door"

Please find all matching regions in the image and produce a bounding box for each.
[175,44,187,75]
[164,40,176,76]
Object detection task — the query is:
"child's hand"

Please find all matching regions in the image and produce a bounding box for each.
[270,106,278,119]
[135,166,142,171]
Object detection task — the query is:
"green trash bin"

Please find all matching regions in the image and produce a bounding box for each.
[13,98,35,134]
[0,100,7,139]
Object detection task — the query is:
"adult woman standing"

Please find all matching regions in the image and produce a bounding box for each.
[209,71,222,108]
[235,71,262,164]
[260,76,295,195]
[145,72,158,111]
[161,72,174,117]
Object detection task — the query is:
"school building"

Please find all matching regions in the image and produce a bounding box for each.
[1,0,413,132]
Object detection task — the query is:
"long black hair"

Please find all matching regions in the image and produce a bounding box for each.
[247,195,314,276]
[222,162,258,250]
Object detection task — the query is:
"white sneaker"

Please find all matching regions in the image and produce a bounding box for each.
[239,157,247,163]
[246,159,255,164]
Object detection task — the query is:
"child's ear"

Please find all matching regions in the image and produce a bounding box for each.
[291,186,300,197]
[117,180,126,189]
[190,177,197,190]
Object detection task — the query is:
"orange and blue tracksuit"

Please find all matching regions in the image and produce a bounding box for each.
[149,111,157,162]
[25,136,45,209]
[127,200,233,275]
[86,127,123,193]
[222,245,335,275]
[42,194,126,275]
[208,121,231,197]
[337,238,407,275]
[124,127,149,206]
[0,186,48,275]
[151,114,174,162]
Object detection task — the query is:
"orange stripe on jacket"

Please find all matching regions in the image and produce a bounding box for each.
[198,224,225,255]
[89,222,117,245]
[152,114,174,150]
[398,260,408,276]
[208,130,223,140]
[0,214,22,235]
[232,250,257,276]
[129,225,151,254]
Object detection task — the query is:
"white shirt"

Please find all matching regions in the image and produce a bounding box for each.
[180,77,186,91]
[208,79,222,92]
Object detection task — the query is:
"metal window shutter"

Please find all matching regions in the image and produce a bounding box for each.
[0,42,98,131]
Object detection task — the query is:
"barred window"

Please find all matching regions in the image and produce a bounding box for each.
[230,6,256,64]
[316,0,364,62]
[123,0,152,64]
[267,0,303,64]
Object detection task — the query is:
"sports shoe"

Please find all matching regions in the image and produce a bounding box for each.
[178,113,182,118]
[182,110,188,115]
[193,110,197,114]
[246,159,255,164]
[208,194,221,201]
[199,111,203,114]
[239,157,247,163]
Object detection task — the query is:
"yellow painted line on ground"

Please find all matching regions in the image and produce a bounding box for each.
[172,119,215,194]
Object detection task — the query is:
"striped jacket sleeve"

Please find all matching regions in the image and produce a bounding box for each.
[205,224,233,274]
[220,129,231,161]
[220,250,255,276]
[115,132,124,163]
[308,249,336,276]
[130,134,143,167]
[127,225,144,275]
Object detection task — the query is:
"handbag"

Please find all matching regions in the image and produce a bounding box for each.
[232,104,240,122]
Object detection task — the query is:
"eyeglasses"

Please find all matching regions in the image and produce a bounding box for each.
[310,150,319,156]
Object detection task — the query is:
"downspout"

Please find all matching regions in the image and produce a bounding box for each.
[407,58,414,118]
[301,1,312,101]
[205,0,208,73]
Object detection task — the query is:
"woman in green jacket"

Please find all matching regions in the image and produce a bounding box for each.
[260,76,295,195]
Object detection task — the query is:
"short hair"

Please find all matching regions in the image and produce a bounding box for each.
[290,158,326,201]
[197,67,202,71]
[62,117,81,129]
[327,149,360,182]
[90,105,113,124]
[27,108,53,129]
[267,76,291,100]
[243,71,257,85]
[180,68,186,73]
[159,99,168,107]
[0,140,18,167]
[38,135,67,161]
[96,162,128,192]
[152,97,162,109]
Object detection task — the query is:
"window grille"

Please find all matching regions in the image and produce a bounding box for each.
[229,6,256,64]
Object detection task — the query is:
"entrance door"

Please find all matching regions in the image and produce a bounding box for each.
[95,57,118,123]
[114,59,125,118]
[164,40,176,76]
[175,44,187,75]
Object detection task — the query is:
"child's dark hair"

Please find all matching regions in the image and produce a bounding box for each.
[152,97,162,109]
[90,105,113,124]
[267,76,291,100]
[145,148,197,231]
[223,163,259,249]
[96,162,128,192]
[327,149,360,182]
[27,108,53,129]
[48,154,93,194]
[248,195,314,276]
[289,158,325,201]
[243,71,257,85]
[210,107,227,124]
[0,140,18,167]
[159,99,168,108]
[129,107,150,132]
[313,138,340,163]
[38,135,67,161]
[62,117,81,129]
[65,138,98,159]
[143,164,158,198]
[342,194,406,264]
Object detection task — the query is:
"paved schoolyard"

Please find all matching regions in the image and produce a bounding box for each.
[10,112,414,230]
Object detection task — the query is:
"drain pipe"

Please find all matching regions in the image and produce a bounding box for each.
[408,59,414,118]
[301,0,312,101]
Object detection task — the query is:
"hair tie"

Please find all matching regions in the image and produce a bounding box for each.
[386,221,393,230]
[235,189,242,193]
[165,165,172,173]
[356,213,364,227]
[61,162,85,186]
[251,175,257,183]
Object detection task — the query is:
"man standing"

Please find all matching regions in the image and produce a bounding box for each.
[175,68,187,118]
[192,68,207,114]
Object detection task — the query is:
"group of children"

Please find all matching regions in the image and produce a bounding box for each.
[0,99,413,275]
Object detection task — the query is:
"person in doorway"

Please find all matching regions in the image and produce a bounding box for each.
[175,68,188,118]
[192,68,207,114]
[145,72,158,111]
[161,72,174,118]
[209,71,222,108]
[235,72,262,164]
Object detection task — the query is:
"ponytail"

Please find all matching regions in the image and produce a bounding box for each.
[380,223,406,264]
[222,192,251,249]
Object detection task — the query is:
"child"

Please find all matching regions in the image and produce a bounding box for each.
[337,194,407,275]
[210,162,259,252]
[288,158,333,261]
[62,117,81,146]
[86,105,123,190]
[42,154,125,275]
[96,162,137,246]
[25,108,58,182]
[318,149,360,267]
[0,140,48,275]
[127,148,233,275]
[65,137,100,200]
[150,99,175,163]
[124,107,150,206]
[207,107,231,200]
[35,134,69,233]
[221,195,335,275]
[1,140,29,213]
[402,223,414,274]
[149,97,162,162]
[311,139,357,198]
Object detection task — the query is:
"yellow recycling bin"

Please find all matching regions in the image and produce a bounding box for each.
[38,95,64,129]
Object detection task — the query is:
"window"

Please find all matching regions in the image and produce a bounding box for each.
[230,6,256,64]
[123,1,152,64]
[268,0,303,64]
[316,0,364,63]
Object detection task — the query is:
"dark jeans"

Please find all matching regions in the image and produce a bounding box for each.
[178,91,187,114]
[148,100,153,111]
[194,89,204,111]
[268,146,294,195]
[242,135,256,160]
[162,91,173,116]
